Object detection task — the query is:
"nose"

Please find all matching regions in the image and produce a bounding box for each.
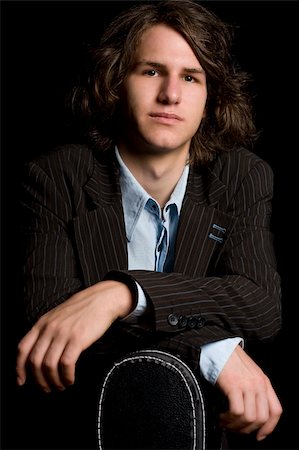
[157,76,181,105]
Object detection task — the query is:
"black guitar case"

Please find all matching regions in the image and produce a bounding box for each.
[97,349,207,449]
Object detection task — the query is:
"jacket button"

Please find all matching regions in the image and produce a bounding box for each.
[187,317,198,329]
[196,317,206,329]
[167,313,178,326]
[178,315,188,328]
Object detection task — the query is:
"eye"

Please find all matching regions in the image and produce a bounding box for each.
[184,75,195,83]
[144,69,158,77]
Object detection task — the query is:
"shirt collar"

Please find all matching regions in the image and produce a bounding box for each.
[164,163,189,214]
[115,146,189,242]
[115,147,150,242]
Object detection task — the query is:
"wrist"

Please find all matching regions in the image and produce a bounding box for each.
[115,281,134,319]
[103,271,139,318]
[102,280,134,319]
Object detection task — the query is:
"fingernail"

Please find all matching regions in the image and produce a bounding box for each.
[16,376,24,386]
[257,435,266,441]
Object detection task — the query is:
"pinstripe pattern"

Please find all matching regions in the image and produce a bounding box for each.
[20,144,281,368]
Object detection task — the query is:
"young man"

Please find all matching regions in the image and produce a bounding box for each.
[16,0,282,447]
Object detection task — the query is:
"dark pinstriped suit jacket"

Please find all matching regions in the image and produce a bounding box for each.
[21,144,281,369]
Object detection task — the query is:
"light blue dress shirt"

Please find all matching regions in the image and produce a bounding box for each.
[115,148,242,384]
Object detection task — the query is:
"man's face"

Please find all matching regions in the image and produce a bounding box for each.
[119,24,207,157]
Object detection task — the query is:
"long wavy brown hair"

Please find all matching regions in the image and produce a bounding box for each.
[70,0,257,166]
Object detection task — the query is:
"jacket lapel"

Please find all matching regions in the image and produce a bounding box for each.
[174,166,236,277]
[72,154,128,287]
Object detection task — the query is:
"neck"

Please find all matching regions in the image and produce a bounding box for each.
[118,145,189,208]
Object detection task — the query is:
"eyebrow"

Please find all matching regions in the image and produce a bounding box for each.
[136,60,205,74]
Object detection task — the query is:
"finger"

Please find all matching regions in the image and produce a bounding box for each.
[33,327,77,391]
[41,342,70,391]
[256,384,283,441]
[219,389,245,429]
[58,339,83,387]
[27,334,58,392]
[241,389,258,430]
[16,328,40,386]
[237,390,269,435]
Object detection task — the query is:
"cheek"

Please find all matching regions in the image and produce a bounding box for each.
[121,92,139,124]
[191,94,207,125]
[188,105,205,129]
[125,93,145,122]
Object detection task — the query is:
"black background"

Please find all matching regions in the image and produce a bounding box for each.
[1,1,298,449]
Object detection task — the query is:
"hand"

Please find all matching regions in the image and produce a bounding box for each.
[16,280,133,392]
[216,344,282,441]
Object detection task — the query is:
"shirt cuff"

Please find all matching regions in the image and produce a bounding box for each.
[121,282,148,323]
[199,337,244,385]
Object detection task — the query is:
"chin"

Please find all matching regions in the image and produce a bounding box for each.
[143,144,179,155]
[147,139,189,155]
[142,135,181,151]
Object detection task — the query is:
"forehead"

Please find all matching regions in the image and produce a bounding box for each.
[135,24,201,67]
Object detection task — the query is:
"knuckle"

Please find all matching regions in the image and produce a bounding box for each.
[277,405,283,417]
[274,402,283,417]
[257,411,269,426]
[255,374,268,389]
[244,412,257,424]
[17,340,26,354]
[17,334,33,355]
[28,353,40,368]
[43,320,59,334]
[59,354,74,370]
[229,406,244,418]
[42,359,55,373]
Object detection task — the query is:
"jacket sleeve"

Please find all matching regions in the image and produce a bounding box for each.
[20,160,84,324]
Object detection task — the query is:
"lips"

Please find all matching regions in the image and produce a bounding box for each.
[149,112,183,122]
